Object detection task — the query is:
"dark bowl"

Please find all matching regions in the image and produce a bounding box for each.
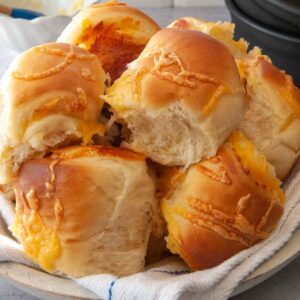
[225,0,300,87]
[235,0,300,35]
[264,0,300,26]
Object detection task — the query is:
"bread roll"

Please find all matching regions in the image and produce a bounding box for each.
[168,17,248,58]
[0,43,106,184]
[161,131,284,270]
[170,18,300,179]
[10,145,155,277]
[238,55,300,179]
[104,28,246,166]
[58,1,160,83]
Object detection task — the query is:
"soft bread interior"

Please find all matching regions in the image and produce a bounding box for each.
[121,88,246,166]
[123,102,213,166]
[238,59,300,179]
[0,113,102,184]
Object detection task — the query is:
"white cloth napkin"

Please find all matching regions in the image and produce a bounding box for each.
[1,48,300,300]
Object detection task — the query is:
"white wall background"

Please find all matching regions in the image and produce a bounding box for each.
[0,0,225,10]
[108,0,225,7]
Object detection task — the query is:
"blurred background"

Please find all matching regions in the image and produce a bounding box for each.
[0,0,225,15]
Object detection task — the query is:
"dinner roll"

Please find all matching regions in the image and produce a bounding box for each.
[168,17,248,58]
[104,28,247,166]
[170,18,300,179]
[238,55,300,179]
[58,1,160,83]
[161,131,284,270]
[10,146,155,277]
[0,43,106,184]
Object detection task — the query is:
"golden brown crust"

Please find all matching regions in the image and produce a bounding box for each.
[8,43,104,108]
[58,1,160,82]
[123,28,244,112]
[0,43,107,184]
[2,42,105,142]
[104,28,246,167]
[11,145,155,277]
[161,132,284,270]
[179,219,246,270]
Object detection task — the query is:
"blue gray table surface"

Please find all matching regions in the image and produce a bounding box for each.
[0,6,299,300]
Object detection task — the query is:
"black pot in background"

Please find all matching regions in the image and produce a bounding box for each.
[235,0,300,35]
[265,0,300,27]
[225,0,300,87]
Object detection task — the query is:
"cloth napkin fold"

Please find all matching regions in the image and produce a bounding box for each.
[1,50,300,300]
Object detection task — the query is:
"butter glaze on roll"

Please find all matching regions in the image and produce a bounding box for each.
[104,28,247,166]
[0,43,106,184]
[161,131,284,270]
[10,146,155,277]
[58,1,160,83]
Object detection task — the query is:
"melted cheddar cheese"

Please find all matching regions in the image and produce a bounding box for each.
[11,209,61,272]
[196,22,248,58]
[26,110,106,146]
[228,131,285,203]
[170,18,248,58]
[161,200,183,256]
[80,121,106,145]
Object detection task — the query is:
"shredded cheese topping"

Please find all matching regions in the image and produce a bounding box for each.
[228,131,285,203]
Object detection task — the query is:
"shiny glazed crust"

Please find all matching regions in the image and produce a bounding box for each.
[161,132,284,270]
[11,146,155,277]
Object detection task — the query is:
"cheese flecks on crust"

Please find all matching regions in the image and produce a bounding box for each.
[161,131,284,270]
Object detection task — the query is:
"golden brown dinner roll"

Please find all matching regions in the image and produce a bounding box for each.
[104,28,247,166]
[58,1,160,83]
[10,146,155,277]
[0,43,106,184]
[161,131,284,270]
[238,55,300,179]
[170,18,300,179]
[168,17,248,58]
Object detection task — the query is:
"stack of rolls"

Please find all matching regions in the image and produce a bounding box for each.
[1,0,299,277]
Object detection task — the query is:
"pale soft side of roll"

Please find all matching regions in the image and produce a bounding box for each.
[0,43,106,185]
[237,55,300,179]
[104,28,247,167]
[161,131,284,271]
[145,163,180,264]
[58,1,160,83]
[168,17,248,59]
[10,146,155,277]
